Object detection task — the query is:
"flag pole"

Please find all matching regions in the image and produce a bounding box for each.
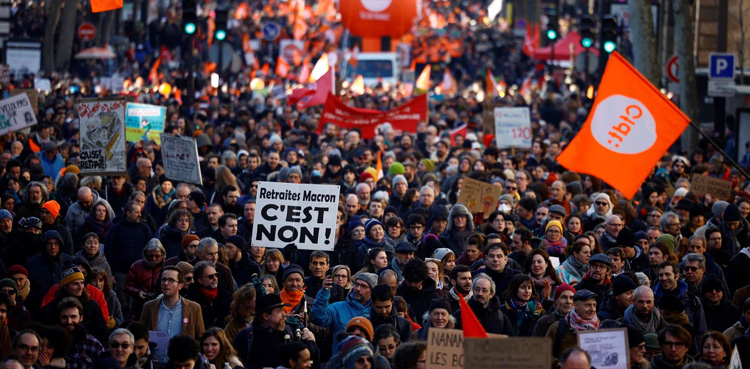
[687,121,750,179]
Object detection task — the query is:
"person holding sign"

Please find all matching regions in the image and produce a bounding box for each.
[545,289,600,359]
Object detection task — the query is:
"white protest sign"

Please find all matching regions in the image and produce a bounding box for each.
[34,78,52,92]
[160,133,202,185]
[76,99,128,175]
[0,93,37,136]
[253,182,340,251]
[577,328,630,369]
[729,346,742,369]
[494,107,532,149]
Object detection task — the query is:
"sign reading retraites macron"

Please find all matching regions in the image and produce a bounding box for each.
[252,182,340,251]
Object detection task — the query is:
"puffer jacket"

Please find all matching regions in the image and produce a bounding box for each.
[311,288,372,351]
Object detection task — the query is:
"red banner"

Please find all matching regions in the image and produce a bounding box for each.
[319,93,427,139]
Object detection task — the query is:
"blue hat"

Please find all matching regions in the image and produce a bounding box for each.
[589,254,611,267]
[339,336,373,369]
[348,215,364,231]
[0,209,11,221]
[364,219,383,236]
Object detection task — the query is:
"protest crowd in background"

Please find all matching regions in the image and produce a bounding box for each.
[2,0,750,368]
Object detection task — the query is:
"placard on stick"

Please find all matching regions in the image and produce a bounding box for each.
[690,175,733,201]
[426,328,507,369]
[577,328,630,369]
[76,98,128,175]
[464,337,551,369]
[456,177,503,219]
[160,133,202,185]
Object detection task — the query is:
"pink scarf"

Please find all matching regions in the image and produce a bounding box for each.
[566,308,600,331]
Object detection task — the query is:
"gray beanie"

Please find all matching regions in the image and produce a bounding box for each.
[355,273,378,289]
[289,166,303,178]
[712,201,729,218]
[392,175,408,188]
[278,167,290,182]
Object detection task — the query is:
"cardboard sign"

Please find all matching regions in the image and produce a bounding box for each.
[126,103,166,144]
[9,89,38,114]
[464,337,552,369]
[76,99,128,175]
[577,328,630,369]
[160,133,202,185]
[426,328,506,369]
[0,93,37,135]
[253,182,340,251]
[456,177,503,219]
[690,175,733,201]
[494,107,532,149]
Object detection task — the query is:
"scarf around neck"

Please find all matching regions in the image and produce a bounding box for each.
[280,288,304,313]
[623,305,662,334]
[546,238,568,257]
[562,256,588,282]
[566,308,599,331]
[200,285,218,304]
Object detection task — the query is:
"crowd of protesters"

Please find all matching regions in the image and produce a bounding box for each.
[3,0,750,369]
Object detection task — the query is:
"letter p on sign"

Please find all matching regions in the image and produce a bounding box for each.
[709,53,736,79]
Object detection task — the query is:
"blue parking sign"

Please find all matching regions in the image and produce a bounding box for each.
[709,53,736,79]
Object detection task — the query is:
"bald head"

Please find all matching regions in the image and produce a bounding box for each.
[560,348,591,369]
[634,286,653,300]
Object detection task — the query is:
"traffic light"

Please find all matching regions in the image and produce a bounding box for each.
[579,15,594,48]
[601,16,617,53]
[546,12,558,41]
[214,7,228,41]
[182,0,197,35]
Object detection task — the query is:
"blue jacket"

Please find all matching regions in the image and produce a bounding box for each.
[311,288,371,351]
[653,280,707,338]
[40,151,64,177]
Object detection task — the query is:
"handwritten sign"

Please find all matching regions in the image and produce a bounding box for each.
[457,177,503,219]
[494,107,532,149]
[577,328,630,369]
[126,103,166,144]
[426,328,466,369]
[9,89,38,114]
[76,99,128,175]
[691,175,733,201]
[464,337,551,369]
[160,133,202,185]
[0,93,37,136]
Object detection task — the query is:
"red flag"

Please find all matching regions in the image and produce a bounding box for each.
[450,124,467,146]
[288,68,334,108]
[458,294,488,338]
[276,55,291,78]
[91,0,123,13]
[149,56,162,85]
[557,52,691,199]
[298,57,311,84]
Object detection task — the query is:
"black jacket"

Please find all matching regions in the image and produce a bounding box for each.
[186,283,233,329]
[396,278,439,323]
[228,251,262,287]
[106,219,153,273]
[452,296,513,335]
[369,306,412,343]
[475,267,520,297]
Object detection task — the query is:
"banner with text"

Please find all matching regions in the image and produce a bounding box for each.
[160,133,202,185]
[425,328,507,369]
[76,99,128,175]
[457,177,503,219]
[253,182,340,250]
[0,93,37,136]
[319,93,427,139]
[126,103,166,144]
[690,175,733,201]
[494,107,532,148]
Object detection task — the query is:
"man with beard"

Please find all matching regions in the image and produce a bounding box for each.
[25,231,72,310]
[545,289,601,359]
[233,293,318,368]
[311,273,375,351]
[42,265,109,342]
[218,186,242,217]
[396,259,438,323]
[40,200,74,256]
[185,261,232,329]
[237,201,254,241]
[14,182,48,222]
[575,254,612,302]
[59,296,104,369]
[653,261,706,338]
[648,325,695,369]
[369,284,411,343]
[597,274,636,321]
[623,286,666,335]
[223,235,260,287]
[532,284,576,337]
[66,187,115,235]
[355,183,371,213]
[103,175,134,220]
[444,265,472,313]
[453,273,513,335]
[0,210,20,254]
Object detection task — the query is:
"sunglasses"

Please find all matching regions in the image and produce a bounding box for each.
[110,342,131,349]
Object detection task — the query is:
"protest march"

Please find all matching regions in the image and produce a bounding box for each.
[0,0,749,368]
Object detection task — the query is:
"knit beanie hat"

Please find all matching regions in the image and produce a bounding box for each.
[392,175,408,188]
[616,227,635,248]
[420,159,435,172]
[428,298,452,314]
[712,201,729,218]
[225,235,246,249]
[359,171,374,183]
[634,231,648,243]
[388,162,405,176]
[612,275,637,296]
[346,317,374,341]
[339,336,373,369]
[42,200,61,219]
[60,265,85,287]
[354,273,377,290]
[545,220,563,233]
[0,210,11,221]
[553,284,576,301]
[0,279,17,294]
[364,219,384,236]
[282,264,305,282]
[5,265,28,277]
[289,166,303,178]
[724,204,742,222]
[348,216,364,232]
[181,234,200,250]
[627,326,645,348]
[656,234,677,252]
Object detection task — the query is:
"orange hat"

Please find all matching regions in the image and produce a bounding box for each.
[64,165,80,175]
[42,200,61,219]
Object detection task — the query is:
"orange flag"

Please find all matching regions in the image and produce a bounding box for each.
[91,0,123,13]
[415,65,431,93]
[350,75,365,96]
[149,56,162,85]
[486,68,497,99]
[440,68,457,96]
[375,151,383,181]
[557,52,690,199]
[276,56,290,78]
[458,293,488,338]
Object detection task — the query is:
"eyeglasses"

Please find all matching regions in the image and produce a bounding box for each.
[595,202,608,206]
[333,274,347,280]
[184,276,194,282]
[161,278,179,284]
[379,345,397,351]
[505,186,517,191]
[204,273,218,279]
[662,341,687,349]
[110,342,132,349]
[683,266,701,272]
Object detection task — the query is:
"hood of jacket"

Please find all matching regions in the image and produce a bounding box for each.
[446,203,474,232]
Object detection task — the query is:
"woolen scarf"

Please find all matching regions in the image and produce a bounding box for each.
[566,308,599,331]
[561,256,588,282]
[280,288,304,314]
[623,305,663,334]
[200,285,218,304]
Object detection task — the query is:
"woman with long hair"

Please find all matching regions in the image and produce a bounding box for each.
[331,265,353,294]
[556,240,591,286]
[500,274,546,336]
[90,268,123,329]
[263,249,285,286]
[200,328,243,369]
[76,200,113,249]
[358,247,388,274]
[259,275,278,294]
[36,325,70,369]
[224,284,256,342]
[145,175,174,226]
[425,259,449,297]
[525,249,562,305]
[213,166,241,203]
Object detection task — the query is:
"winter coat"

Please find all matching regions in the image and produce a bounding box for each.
[25,252,72,307]
[369,307,412,343]
[653,280,707,339]
[185,283,233,329]
[103,288,124,327]
[311,288,372,351]
[105,219,153,273]
[103,182,134,220]
[158,224,191,259]
[125,259,164,320]
[74,250,113,280]
[396,277,439,323]
[452,296,513,335]
[42,221,75,256]
[65,193,115,235]
[228,251,262,287]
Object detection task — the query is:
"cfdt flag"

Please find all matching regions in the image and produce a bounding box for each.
[557,52,690,199]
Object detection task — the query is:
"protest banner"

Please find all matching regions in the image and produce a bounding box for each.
[0,93,37,136]
[319,93,427,139]
[160,133,202,185]
[34,78,52,93]
[690,175,733,201]
[76,98,128,175]
[457,177,503,219]
[9,89,39,114]
[426,328,506,369]
[494,107,532,149]
[577,328,630,369]
[253,182,340,251]
[126,103,166,144]
[464,337,551,369]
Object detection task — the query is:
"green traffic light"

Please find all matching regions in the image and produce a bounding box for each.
[546,29,558,40]
[581,37,593,48]
[184,23,196,35]
[215,30,227,41]
[603,40,616,53]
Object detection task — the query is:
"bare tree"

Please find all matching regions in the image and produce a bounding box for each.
[42,0,62,74]
[675,0,700,151]
[628,0,660,85]
[54,0,78,71]
[733,0,749,84]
